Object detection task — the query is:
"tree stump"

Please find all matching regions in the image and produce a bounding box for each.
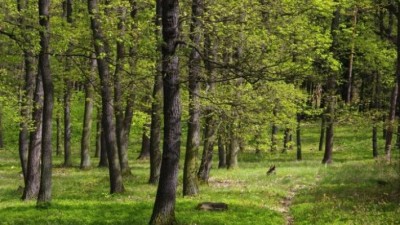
[196,202,228,211]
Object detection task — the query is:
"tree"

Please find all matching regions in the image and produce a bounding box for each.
[149,0,181,223]
[87,0,124,193]
[148,0,163,185]
[183,0,203,196]
[37,0,54,207]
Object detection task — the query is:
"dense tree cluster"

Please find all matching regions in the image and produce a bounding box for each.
[0,0,399,223]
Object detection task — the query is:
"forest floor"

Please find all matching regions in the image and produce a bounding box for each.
[0,122,400,224]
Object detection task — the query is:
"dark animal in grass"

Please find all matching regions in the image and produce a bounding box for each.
[196,202,228,211]
[267,165,276,175]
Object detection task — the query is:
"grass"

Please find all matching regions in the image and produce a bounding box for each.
[0,121,400,224]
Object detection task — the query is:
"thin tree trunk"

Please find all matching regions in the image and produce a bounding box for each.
[22,73,43,200]
[318,115,325,151]
[95,107,101,158]
[63,81,72,167]
[296,114,302,161]
[373,126,378,158]
[80,58,95,170]
[88,0,124,193]
[37,0,54,206]
[56,110,62,156]
[138,123,150,160]
[218,135,226,168]
[149,0,181,223]
[283,128,291,153]
[271,107,278,152]
[148,0,163,185]
[346,7,357,104]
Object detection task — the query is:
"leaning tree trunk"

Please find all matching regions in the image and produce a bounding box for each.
[22,73,43,200]
[88,0,124,193]
[80,57,95,170]
[37,0,54,206]
[148,0,163,185]
[149,0,181,223]
[183,0,203,197]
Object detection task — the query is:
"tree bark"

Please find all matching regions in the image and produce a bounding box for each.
[95,107,101,158]
[217,135,226,168]
[137,123,150,160]
[296,114,302,161]
[114,5,133,176]
[197,109,217,182]
[63,81,72,167]
[80,57,96,170]
[322,6,340,165]
[227,127,239,169]
[149,0,181,223]
[88,0,124,193]
[318,115,325,151]
[56,110,62,156]
[148,0,163,185]
[22,73,43,200]
[271,107,278,152]
[384,4,400,162]
[37,0,54,206]
[98,129,109,167]
[183,0,203,197]
[346,7,357,104]
[283,128,291,153]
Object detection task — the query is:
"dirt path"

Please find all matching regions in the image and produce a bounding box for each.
[281,187,297,225]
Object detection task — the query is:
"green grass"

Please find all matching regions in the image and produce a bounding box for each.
[0,121,400,224]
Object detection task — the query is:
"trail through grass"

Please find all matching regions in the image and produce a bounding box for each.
[0,122,399,224]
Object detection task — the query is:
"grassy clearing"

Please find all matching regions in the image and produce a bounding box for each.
[0,121,399,224]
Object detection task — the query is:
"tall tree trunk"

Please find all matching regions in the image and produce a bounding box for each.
[197,109,217,182]
[62,0,73,167]
[296,114,302,161]
[56,110,62,156]
[148,0,163,185]
[346,7,357,104]
[197,23,217,182]
[88,0,124,193]
[384,5,400,162]
[149,0,181,223]
[372,72,379,158]
[98,129,109,167]
[218,135,226,168]
[80,57,96,170]
[18,0,36,184]
[271,107,278,152]
[183,0,203,197]
[283,128,291,153]
[22,73,43,200]
[95,107,101,158]
[63,81,72,167]
[37,0,54,206]
[138,123,150,160]
[114,5,133,176]
[318,115,325,151]
[322,6,340,165]
[227,126,239,169]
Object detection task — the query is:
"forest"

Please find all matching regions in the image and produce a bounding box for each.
[0,0,400,224]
